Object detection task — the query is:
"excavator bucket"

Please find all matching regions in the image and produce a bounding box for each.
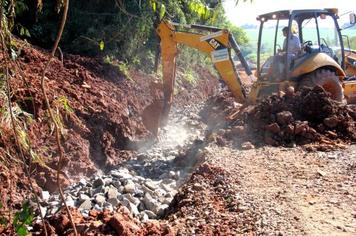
[142,99,164,137]
[142,97,171,136]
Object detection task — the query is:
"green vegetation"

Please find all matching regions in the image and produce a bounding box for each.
[351,37,356,49]
[11,0,249,74]
[0,201,34,236]
[342,26,356,49]
[183,68,198,85]
[343,36,356,51]
[56,96,74,114]
[12,201,34,236]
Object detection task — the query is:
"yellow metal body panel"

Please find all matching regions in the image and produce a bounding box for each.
[345,52,356,76]
[156,22,178,120]
[214,60,246,103]
[174,32,226,53]
[343,51,356,103]
[290,53,346,78]
[157,21,246,105]
[344,81,356,103]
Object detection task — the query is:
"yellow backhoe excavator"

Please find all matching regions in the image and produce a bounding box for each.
[142,8,356,136]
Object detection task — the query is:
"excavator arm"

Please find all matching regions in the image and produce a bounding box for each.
[143,21,252,135]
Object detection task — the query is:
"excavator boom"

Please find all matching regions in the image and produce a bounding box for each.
[142,21,252,135]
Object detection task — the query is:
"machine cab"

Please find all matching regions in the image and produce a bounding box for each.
[256,9,346,80]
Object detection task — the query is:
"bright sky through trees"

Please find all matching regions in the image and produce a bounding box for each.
[223,0,356,26]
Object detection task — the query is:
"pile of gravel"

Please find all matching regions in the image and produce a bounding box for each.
[41,167,180,221]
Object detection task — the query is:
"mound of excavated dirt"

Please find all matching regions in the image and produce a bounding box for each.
[201,86,356,151]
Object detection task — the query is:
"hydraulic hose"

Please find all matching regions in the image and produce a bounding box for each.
[229,34,252,76]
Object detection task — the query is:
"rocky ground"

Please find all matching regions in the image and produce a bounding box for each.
[28,101,355,235]
[198,144,356,235]
[28,127,356,235]
[0,40,355,235]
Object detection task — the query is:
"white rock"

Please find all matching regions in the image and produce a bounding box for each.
[49,207,59,215]
[94,204,103,211]
[162,197,173,205]
[40,206,47,218]
[140,184,153,194]
[154,188,167,197]
[145,180,158,191]
[139,212,149,222]
[95,194,106,207]
[104,178,113,186]
[135,176,146,183]
[79,199,92,211]
[122,199,139,216]
[161,183,173,193]
[143,193,161,214]
[107,187,118,199]
[79,178,87,186]
[48,201,60,207]
[124,181,136,193]
[79,194,90,202]
[65,196,75,207]
[168,171,177,179]
[112,170,133,179]
[41,191,50,201]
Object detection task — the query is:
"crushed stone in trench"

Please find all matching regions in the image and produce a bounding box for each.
[35,103,209,226]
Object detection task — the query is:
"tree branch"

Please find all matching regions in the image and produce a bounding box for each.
[39,0,77,235]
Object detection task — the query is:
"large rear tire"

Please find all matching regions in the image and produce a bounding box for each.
[298,69,344,102]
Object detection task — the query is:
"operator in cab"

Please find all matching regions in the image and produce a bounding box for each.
[272,26,301,79]
[279,26,301,56]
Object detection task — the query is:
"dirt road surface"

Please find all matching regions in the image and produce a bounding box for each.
[200,144,356,235]
[166,143,355,235]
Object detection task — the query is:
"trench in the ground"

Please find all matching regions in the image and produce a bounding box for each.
[39,102,211,221]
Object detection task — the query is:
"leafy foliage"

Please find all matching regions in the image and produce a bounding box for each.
[56,96,74,114]
[12,201,34,236]
[349,36,356,49]
[12,0,249,73]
